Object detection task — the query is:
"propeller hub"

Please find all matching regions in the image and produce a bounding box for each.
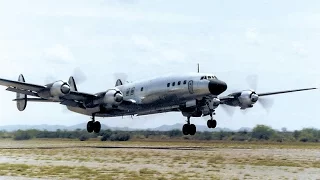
[250,93,259,103]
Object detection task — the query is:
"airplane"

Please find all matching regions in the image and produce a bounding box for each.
[0,72,316,135]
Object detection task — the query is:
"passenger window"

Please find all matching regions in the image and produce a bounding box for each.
[183,80,187,84]
[141,87,144,91]
[167,83,170,87]
[172,82,175,86]
[178,81,181,85]
[126,89,130,96]
[131,87,135,95]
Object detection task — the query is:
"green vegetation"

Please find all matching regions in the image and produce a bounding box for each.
[0,124,319,143]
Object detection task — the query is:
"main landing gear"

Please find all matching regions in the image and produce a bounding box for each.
[87,114,101,133]
[182,117,196,135]
[207,111,217,129]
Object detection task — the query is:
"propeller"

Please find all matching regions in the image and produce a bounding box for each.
[44,68,87,85]
[245,74,274,113]
[220,104,236,117]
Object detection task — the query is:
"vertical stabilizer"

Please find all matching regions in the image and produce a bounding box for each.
[16,74,27,111]
[68,76,78,91]
[115,79,123,86]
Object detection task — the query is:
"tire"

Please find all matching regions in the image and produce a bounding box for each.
[189,124,196,135]
[87,121,94,133]
[207,120,212,128]
[211,120,217,128]
[93,121,101,133]
[182,124,189,135]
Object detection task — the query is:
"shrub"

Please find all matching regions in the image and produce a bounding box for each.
[14,130,32,140]
[110,133,131,141]
[252,125,275,140]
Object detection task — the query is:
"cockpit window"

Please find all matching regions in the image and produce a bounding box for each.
[201,75,218,80]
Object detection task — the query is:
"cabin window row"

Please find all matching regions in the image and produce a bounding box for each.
[167,80,187,87]
[125,87,144,96]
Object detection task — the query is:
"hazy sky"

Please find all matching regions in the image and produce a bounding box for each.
[0,0,320,130]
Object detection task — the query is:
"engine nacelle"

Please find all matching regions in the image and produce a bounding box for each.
[212,98,221,108]
[238,90,259,107]
[50,81,71,97]
[103,89,123,106]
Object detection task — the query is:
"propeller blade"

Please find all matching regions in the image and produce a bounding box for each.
[44,68,87,85]
[258,97,274,113]
[220,104,236,117]
[246,74,258,91]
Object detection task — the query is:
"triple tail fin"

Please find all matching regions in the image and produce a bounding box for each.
[16,74,27,111]
[68,76,78,91]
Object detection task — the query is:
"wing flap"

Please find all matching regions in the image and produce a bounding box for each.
[6,87,39,97]
[63,91,97,102]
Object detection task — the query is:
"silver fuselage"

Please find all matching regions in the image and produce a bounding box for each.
[67,73,225,117]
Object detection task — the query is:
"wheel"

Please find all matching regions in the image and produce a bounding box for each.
[211,120,217,128]
[87,121,94,133]
[189,124,196,135]
[93,121,101,133]
[207,120,212,128]
[182,124,189,135]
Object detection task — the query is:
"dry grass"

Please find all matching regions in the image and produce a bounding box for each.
[0,139,319,179]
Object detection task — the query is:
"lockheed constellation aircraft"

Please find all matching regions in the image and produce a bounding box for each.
[0,73,316,135]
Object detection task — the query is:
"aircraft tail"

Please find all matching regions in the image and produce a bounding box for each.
[68,76,78,91]
[16,74,27,111]
[115,79,123,86]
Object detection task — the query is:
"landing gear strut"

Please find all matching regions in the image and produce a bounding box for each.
[87,114,101,133]
[182,117,197,135]
[207,111,217,129]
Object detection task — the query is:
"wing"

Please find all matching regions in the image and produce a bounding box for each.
[0,77,97,102]
[219,87,317,105]
[0,78,45,97]
[257,88,317,96]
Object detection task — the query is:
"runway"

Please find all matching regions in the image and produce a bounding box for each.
[0,140,319,180]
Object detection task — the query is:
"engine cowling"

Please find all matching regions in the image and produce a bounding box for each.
[238,90,259,107]
[50,81,71,97]
[103,89,123,106]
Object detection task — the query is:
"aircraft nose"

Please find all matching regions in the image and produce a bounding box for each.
[208,79,227,95]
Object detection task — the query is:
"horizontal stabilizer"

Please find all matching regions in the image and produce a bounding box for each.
[13,98,55,102]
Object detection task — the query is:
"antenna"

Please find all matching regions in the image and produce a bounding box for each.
[197,63,200,73]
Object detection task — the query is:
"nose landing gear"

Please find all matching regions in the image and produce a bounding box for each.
[87,114,101,133]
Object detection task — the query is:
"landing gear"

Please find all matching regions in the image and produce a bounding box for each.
[207,111,217,129]
[86,114,101,133]
[207,120,217,128]
[182,117,197,135]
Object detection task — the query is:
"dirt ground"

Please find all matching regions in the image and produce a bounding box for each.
[0,140,319,180]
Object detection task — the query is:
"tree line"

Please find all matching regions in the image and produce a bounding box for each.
[0,125,319,142]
